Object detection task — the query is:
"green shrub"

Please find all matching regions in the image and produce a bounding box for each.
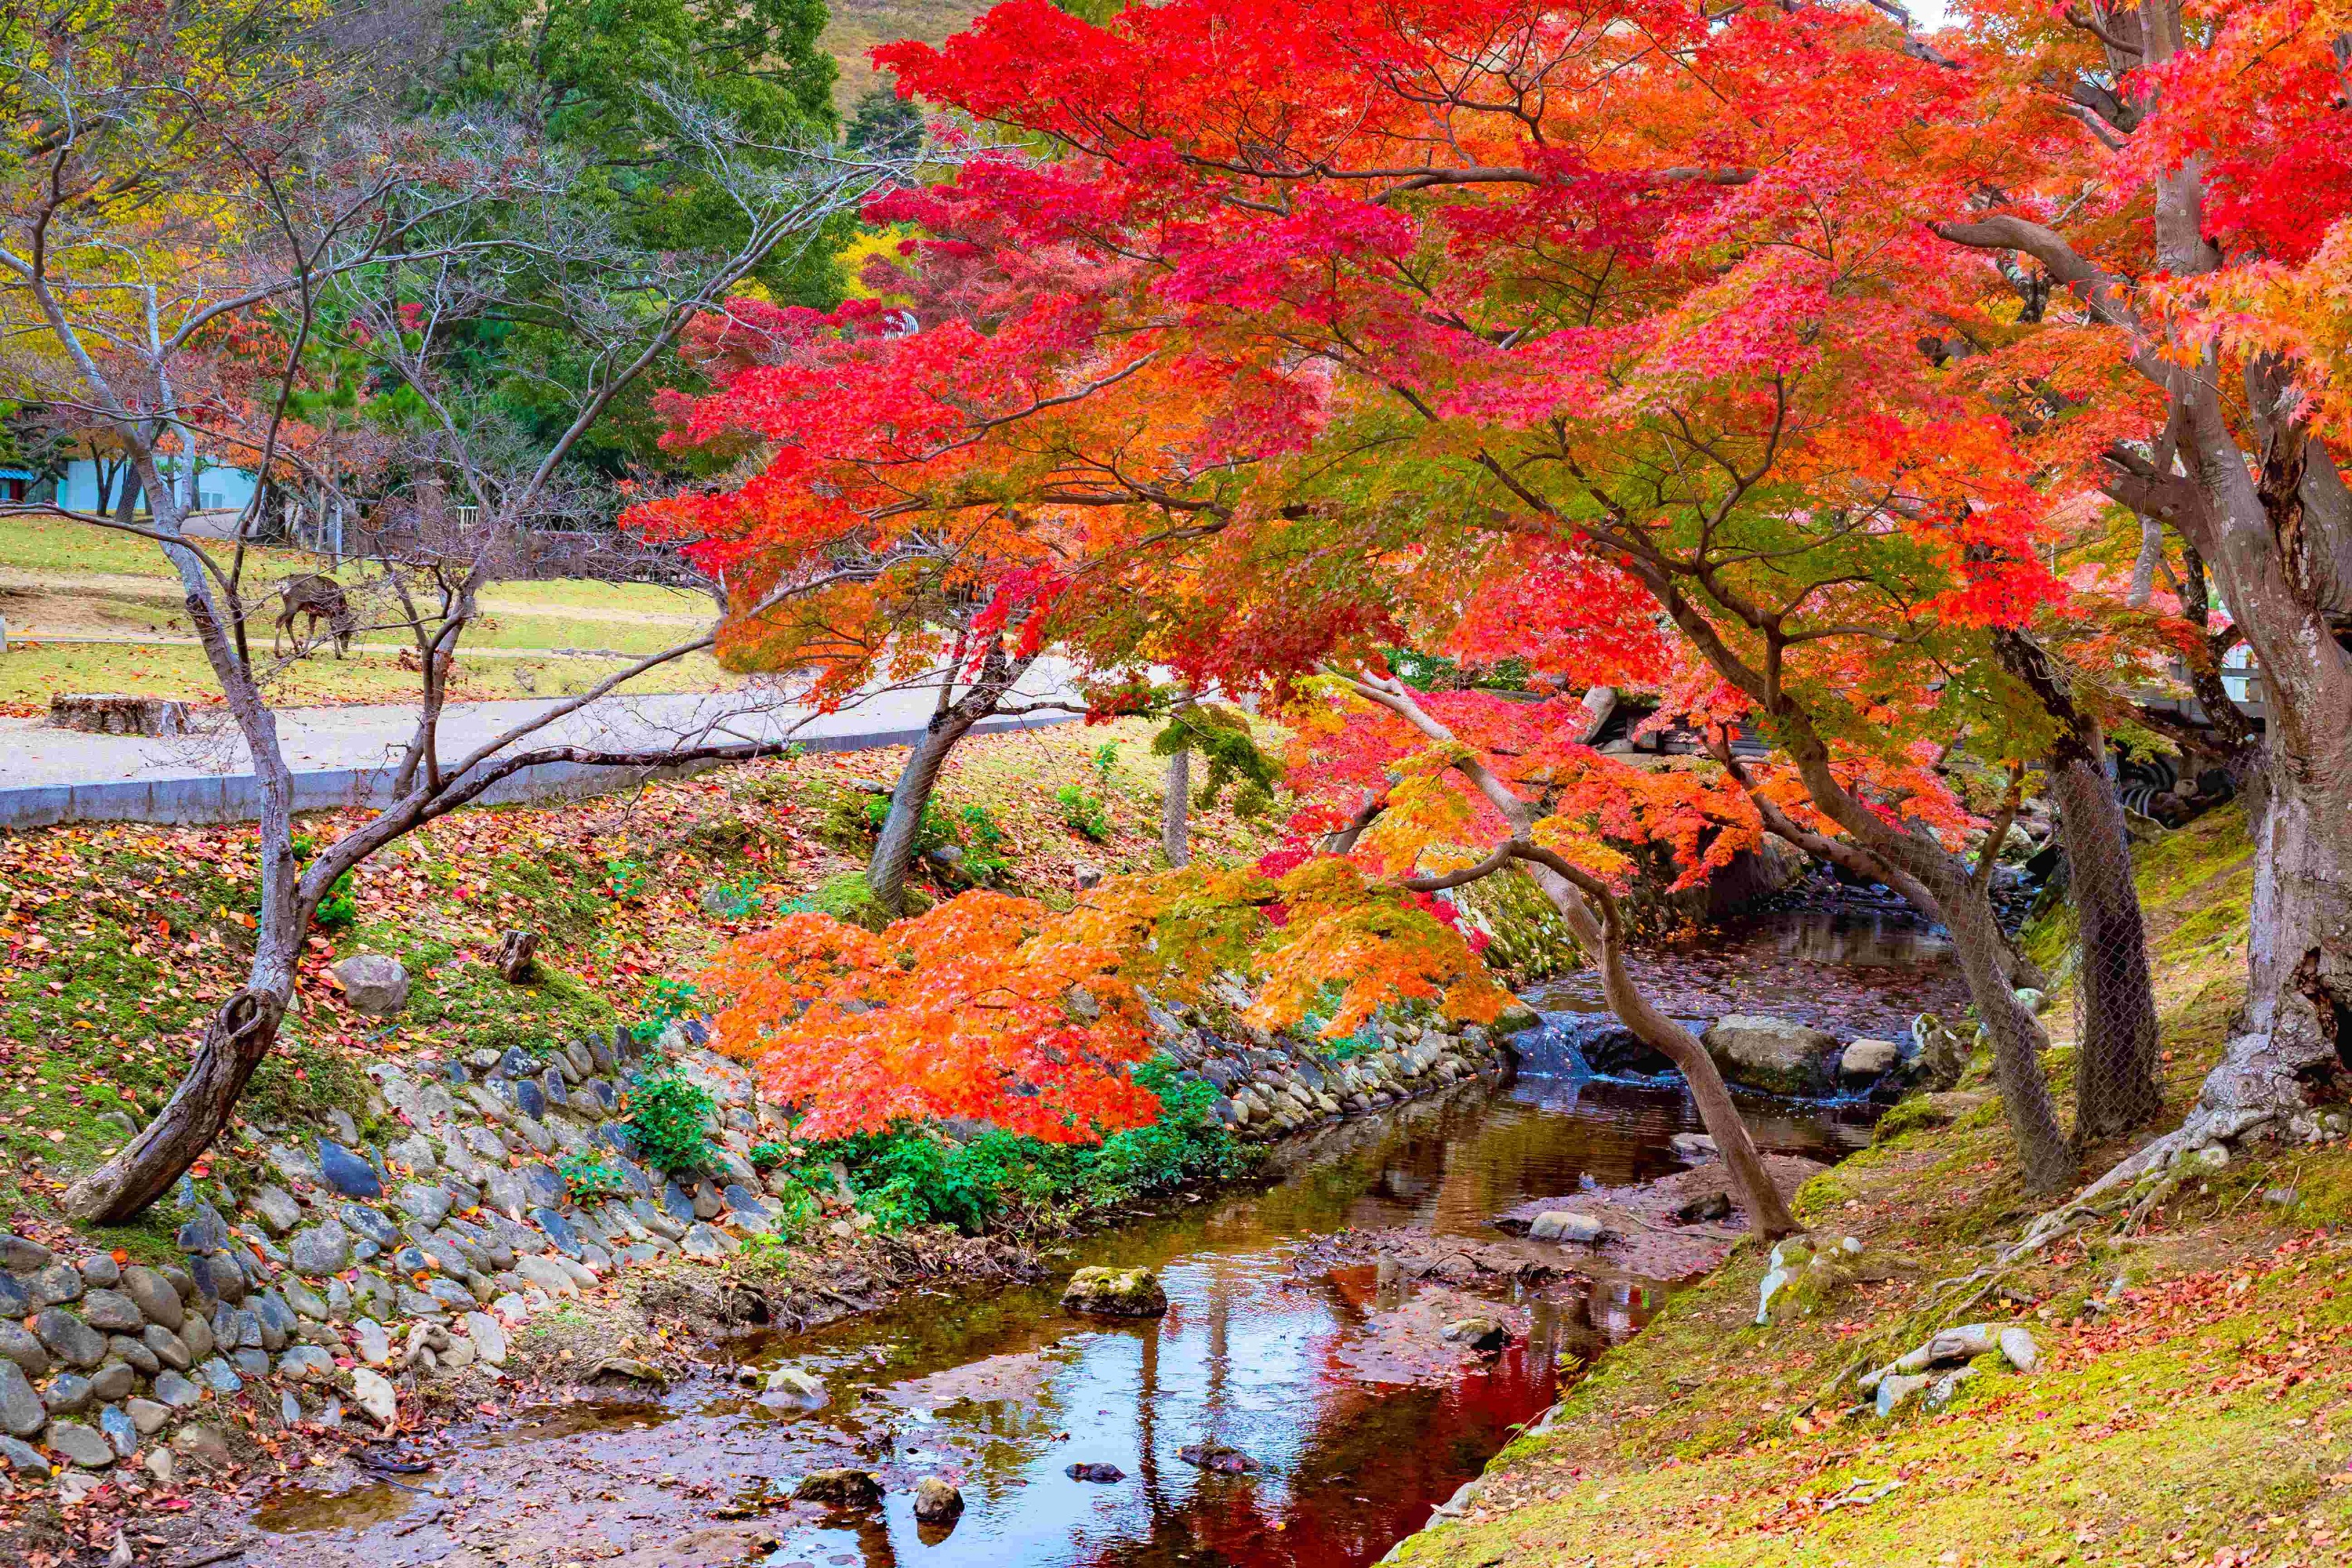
[626,978,699,1046]
[749,1139,791,1169]
[290,834,358,929]
[623,1057,717,1175]
[558,1151,636,1200]
[700,873,767,919]
[800,1055,1250,1236]
[953,804,1011,879]
[1056,783,1112,843]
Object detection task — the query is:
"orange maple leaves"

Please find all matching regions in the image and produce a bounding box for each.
[699,858,1514,1142]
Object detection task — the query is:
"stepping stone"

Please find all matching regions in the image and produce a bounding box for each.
[174,1207,230,1254]
[485,1171,528,1220]
[27,1263,85,1307]
[397,1181,455,1229]
[387,1135,440,1176]
[531,1209,583,1260]
[33,1308,106,1369]
[461,1312,507,1367]
[342,1203,402,1247]
[151,1370,203,1410]
[0,1359,43,1437]
[281,1279,328,1323]
[276,1346,334,1382]
[41,1371,93,1415]
[141,1325,191,1372]
[107,1335,158,1375]
[78,1290,143,1333]
[520,1164,565,1210]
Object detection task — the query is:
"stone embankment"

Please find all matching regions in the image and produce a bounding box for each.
[1149,997,1533,1141]
[0,989,1530,1501]
[0,1021,791,1499]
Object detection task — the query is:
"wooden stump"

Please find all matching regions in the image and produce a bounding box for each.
[495,929,539,984]
[48,693,191,736]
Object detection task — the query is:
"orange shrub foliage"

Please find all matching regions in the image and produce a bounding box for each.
[702,862,1514,1142]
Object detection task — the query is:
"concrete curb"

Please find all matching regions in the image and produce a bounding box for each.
[0,711,1077,829]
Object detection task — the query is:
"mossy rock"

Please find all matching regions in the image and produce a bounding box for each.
[1061,1265,1169,1317]
[1873,1090,1990,1145]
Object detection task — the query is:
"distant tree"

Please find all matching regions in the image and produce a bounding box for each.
[0,0,916,1222]
[846,84,924,158]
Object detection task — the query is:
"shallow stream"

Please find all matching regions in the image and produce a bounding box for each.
[238,906,1962,1568]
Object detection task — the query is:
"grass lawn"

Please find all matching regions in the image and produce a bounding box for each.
[0,515,734,708]
[0,639,734,710]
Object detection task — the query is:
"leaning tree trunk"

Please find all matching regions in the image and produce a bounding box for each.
[1768,706,2081,1192]
[1515,855,1800,1240]
[66,987,289,1220]
[1162,741,1191,867]
[66,465,309,1221]
[869,710,984,915]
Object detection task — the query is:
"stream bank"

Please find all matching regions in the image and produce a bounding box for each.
[1392,805,2352,1567]
[108,899,1965,1568]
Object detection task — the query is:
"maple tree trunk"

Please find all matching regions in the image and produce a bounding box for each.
[2049,752,2165,1138]
[1762,713,2080,1192]
[1992,630,2163,1138]
[870,709,982,913]
[1163,742,1191,867]
[2221,753,2352,1111]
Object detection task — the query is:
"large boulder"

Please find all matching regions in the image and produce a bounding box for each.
[1059,1266,1168,1318]
[331,953,409,1017]
[1700,1015,1838,1096]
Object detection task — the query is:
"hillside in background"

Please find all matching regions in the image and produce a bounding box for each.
[820,0,989,112]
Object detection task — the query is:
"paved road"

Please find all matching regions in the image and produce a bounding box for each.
[0,667,1087,827]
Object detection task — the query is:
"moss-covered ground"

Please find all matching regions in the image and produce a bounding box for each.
[1406,804,2351,1567]
[0,718,1284,1234]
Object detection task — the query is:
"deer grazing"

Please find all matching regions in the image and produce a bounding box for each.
[272,573,357,658]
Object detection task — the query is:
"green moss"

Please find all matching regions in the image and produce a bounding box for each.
[240,1039,372,1127]
[802,869,931,932]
